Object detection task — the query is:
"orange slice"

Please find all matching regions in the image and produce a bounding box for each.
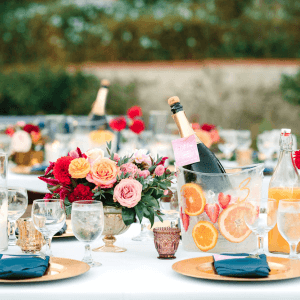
[218,203,252,243]
[192,221,218,252]
[181,183,206,216]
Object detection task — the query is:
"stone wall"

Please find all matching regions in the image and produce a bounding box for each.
[76,59,300,135]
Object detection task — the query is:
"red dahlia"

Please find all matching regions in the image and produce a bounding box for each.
[68,184,94,203]
[5,127,15,137]
[109,117,127,132]
[127,106,142,119]
[200,123,216,132]
[23,124,40,134]
[53,156,74,185]
[129,119,145,134]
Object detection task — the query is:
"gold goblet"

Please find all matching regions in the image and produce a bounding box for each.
[93,206,130,253]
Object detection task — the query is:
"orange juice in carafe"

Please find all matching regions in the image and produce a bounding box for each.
[268,128,300,253]
[268,188,300,253]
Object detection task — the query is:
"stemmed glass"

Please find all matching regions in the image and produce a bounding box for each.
[132,218,153,241]
[32,199,66,256]
[160,186,179,228]
[244,198,277,254]
[8,187,28,246]
[71,200,104,267]
[277,199,300,259]
[218,129,238,160]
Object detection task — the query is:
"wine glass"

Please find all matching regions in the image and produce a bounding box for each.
[277,199,300,259]
[244,198,277,254]
[218,129,238,160]
[132,218,153,241]
[236,130,252,150]
[71,200,104,267]
[8,187,28,246]
[160,186,179,228]
[32,199,66,257]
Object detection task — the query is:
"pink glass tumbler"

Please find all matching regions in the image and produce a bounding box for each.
[153,227,181,259]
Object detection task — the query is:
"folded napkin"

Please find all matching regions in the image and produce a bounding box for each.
[54,222,67,236]
[213,253,270,278]
[0,254,50,280]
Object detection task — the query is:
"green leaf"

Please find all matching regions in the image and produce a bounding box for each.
[142,195,160,209]
[134,202,144,223]
[148,208,155,228]
[122,207,136,226]
[142,206,150,218]
[65,205,72,216]
[155,211,164,223]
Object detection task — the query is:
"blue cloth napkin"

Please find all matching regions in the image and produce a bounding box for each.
[54,222,67,236]
[0,254,50,280]
[213,253,270,278]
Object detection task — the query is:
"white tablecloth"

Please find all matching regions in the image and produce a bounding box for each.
[7,170,48,194]
[1,177,284,300]
[0,221,298,300]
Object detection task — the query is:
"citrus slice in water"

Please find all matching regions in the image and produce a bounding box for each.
[192,221,218,251]
[218,203,252,243]
[181,183,206,216]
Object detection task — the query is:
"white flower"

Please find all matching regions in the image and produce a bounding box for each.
[85,148,105,163]
[11,131,32,153]
[132,149,151,166]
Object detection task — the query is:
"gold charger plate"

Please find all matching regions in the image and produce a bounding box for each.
[10,165,45,175]
[0,257,90,283]
[53,220,74,239]
[172,256,300,281]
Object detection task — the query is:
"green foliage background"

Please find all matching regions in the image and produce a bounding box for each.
[0,0,299,66]
[0,67,138,115]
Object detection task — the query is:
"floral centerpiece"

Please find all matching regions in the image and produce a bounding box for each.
[39,143,173,227]
[3,121,45,166]
[192,123,220,149]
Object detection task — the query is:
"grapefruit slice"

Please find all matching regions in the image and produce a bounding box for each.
[181,183,206,216]
[218,203,252,243]
[192,221,218,252]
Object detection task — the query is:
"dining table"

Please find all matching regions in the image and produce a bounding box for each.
[1,177,298,300]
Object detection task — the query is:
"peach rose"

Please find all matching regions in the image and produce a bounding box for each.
[85,148,105,164]
[69,158,91,178]
[113,178,143,208]
[86,158,118,188]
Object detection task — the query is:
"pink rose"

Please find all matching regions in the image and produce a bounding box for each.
[120,163,138,176]
[113,153,120,162]
[163,189,169,196]
[85,148,104,164]
[154,165,165,177]
[86,158,118,188]
[68,149,80,158]
[138,169,150,179]
[113,178,143,208]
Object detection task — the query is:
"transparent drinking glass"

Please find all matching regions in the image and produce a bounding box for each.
[244,198,277,254]
[277,199,300,259]
[236,130,252,151]
[71,200,104,267]
[32,199,66,257]
[8,187,28,246]
[160,186,179,228]
[218,129,238,160]
[132,217,153,241]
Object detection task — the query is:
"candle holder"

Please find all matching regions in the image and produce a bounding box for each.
[16,218,45,253]
[153,227,181,259]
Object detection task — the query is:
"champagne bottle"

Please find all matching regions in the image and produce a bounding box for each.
[268,128,300,253]
[89,79,110,129]
[168,96,230,192]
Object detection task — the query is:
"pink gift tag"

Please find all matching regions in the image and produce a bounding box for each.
[213,254,247,262]
[172,135,200,167]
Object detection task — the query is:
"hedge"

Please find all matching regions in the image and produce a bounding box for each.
[0,67,138,115]
[0,0,299,65]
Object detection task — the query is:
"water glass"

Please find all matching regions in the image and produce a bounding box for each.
[218,129,238,159]
[277,199,300,259]
[8,187,28,246]
[160,186,179,228]
[71,200,104,267]
[244,198,277,254]
[32,199,66,256]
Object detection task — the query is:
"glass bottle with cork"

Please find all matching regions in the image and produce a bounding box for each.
[268,128,300,253]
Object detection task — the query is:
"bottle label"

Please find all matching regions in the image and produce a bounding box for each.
[171,135,200,167]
